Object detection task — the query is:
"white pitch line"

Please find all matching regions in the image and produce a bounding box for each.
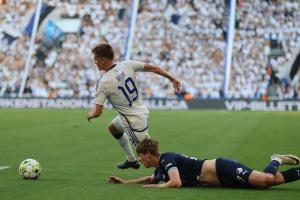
[0,166,10,171]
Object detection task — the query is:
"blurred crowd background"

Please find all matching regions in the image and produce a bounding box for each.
[0,0,299,100]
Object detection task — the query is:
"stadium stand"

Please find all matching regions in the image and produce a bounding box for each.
[231,0,300,99]
[0,0,299,99]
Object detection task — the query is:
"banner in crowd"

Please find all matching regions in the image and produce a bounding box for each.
[43,20,64,43]
[24,3,55,36]
[0,98,188,110]
[1,98,300,111]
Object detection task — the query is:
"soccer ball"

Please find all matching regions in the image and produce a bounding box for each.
[19,159,41,179]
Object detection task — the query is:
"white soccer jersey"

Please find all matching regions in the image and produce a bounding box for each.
[95,60,149,131]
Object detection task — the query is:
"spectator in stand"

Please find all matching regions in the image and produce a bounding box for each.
[1,0,299,99]
[232,0,300,99]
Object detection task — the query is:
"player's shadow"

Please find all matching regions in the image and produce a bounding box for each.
[263,187,299,192]
[179,186,299,192]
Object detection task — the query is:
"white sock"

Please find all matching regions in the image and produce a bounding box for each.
[272,157,282,165]
[117,133,136,162]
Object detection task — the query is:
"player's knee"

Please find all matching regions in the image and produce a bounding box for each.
[107,124,113,133]
[107,124,123,139]
[273,179,281,186]
[274,174,285,186]
[260,174,275,188]
[107,123,116,133]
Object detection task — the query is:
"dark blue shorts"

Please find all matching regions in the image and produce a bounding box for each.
[216,158,254,188]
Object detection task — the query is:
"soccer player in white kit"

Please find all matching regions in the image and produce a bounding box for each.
[87,44,180,169]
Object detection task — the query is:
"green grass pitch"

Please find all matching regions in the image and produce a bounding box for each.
[0,109,300,200]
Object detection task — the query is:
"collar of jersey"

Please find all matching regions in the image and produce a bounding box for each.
[105,64,116,72]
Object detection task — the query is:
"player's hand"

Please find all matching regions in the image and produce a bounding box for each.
[108,176,125,184]
[87,111,94,122]
[172,79,181,93]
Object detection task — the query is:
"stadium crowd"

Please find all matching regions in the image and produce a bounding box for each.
[0,0,299,99]
[0,0,34,97]
[231,0,300,99]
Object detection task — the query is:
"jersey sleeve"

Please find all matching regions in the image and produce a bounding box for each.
[94,82,107,105]
[161,154,177,173]
[150,168,165,184]
[126,60,145,72]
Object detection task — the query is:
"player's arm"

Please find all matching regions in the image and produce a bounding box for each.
[143,168,182,188]
[143,63,181,93]
[87,104,103,122]
[108,175,153,184]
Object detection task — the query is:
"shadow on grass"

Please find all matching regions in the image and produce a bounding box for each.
[176,186,300,192]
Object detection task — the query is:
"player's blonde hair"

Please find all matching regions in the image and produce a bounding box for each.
[136,138,160,156]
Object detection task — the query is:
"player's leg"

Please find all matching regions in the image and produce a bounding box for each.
[108,116,139,169]
[262,156,281,176]
[248,170,275,188]
[107,121,136,162]
[125,113,150,145]
[271,154,300,185]
[249,168,300,188]
[115,114,149,169]
[214,158,254,188]
[278,167,300,184]
[249,154,300,188]
[214,157,278,189]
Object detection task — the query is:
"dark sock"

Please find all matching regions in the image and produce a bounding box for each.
[112,132,123,139]
[281,167,300,183]
[264,160,280,175]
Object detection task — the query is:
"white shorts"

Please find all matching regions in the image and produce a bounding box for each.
[112,115,149,146]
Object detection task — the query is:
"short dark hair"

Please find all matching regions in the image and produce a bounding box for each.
[92,43,114,60]
[136,138,160,156]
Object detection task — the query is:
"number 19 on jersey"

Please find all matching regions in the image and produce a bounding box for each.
[118,77,138,106]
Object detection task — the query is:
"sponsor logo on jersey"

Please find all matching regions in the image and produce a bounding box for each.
[236,167,248,183]
[236,168,248,175]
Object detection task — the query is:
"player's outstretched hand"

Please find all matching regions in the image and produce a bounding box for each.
[108,176,125,184]
[87,111,94,122]
[172,79,181,93]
